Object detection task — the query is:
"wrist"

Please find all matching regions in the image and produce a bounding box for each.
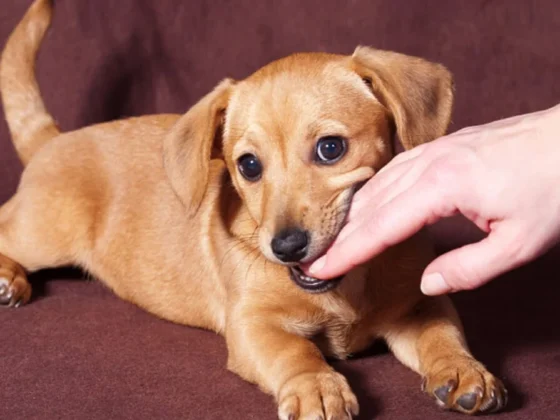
[542,102,560,129]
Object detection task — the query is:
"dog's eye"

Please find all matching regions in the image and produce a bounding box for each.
[315,136,347,164]
[237,154,263,181]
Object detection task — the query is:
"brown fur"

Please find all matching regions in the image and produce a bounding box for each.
[0,1,506,418]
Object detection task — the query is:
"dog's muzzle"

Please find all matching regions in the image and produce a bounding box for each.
[288,266,343,293]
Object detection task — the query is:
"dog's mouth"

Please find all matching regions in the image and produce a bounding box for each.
[288,266,343,293]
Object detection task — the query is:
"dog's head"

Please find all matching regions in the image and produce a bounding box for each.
[164,46,454,292]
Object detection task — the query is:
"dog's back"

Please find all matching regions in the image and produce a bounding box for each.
[0,0,231,330]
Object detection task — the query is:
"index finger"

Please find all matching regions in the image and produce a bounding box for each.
[309,181,451,279]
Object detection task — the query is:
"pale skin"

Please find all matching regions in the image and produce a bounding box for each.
[307,103,560,295]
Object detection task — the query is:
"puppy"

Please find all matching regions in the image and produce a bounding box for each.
[0,1,507,418]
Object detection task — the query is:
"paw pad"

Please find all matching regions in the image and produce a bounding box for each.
[434,379,457,405]
[456,388,481,411]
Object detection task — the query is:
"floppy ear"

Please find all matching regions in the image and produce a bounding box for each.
[351,46,454,150]
[163,78,235,214]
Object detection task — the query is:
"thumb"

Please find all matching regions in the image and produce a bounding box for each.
[420,229,522,295]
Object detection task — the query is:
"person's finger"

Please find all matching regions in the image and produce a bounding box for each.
[335,162,422,253]
[309,180,451,279]
[347,150,439,224]
[349,140,448,220]
[371,157,439,211]
[420,227,522,295]
[348,158,417,220]
[378,143,428,172]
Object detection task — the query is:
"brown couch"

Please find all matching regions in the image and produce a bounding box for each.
[1,1,559,419]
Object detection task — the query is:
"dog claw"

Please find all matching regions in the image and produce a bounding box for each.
[0,278,14,305]
[0,272,30,308]
[501,388,509,410]
[488,386,507,412]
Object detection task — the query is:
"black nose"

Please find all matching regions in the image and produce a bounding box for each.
[271,228,309,262]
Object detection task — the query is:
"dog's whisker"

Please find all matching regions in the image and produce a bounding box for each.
[243,248,264,286]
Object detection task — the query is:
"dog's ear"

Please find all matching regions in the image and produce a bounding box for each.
[164,78,235,214]
[351,46,454,150]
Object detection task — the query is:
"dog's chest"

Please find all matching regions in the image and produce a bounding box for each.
[312,274,376,359]
[314,316,374,359]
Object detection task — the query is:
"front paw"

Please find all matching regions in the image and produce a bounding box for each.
[422,355,507,414]
[0,254,30,308]
[277,370,359,420]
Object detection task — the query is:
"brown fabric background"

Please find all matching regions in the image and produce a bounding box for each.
[1,1,559,419]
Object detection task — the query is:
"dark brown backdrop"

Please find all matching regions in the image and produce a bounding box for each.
[1,1,559,419]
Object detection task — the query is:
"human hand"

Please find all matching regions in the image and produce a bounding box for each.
[306,104,560,295]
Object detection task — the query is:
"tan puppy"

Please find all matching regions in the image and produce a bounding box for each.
[0,1,507,418]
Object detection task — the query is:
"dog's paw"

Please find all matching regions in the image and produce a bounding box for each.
[277,370,359,420]
[422,355,507,414]
[0,254,30,308]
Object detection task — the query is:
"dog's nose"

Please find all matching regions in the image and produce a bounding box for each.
[271,228,309,262]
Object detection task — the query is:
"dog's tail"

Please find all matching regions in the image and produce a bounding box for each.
[0,0,60,166]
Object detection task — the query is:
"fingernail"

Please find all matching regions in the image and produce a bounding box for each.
[421,273,449,295]
[309,256,326,274]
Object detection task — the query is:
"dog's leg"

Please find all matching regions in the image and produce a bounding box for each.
[0,194,76,307]
[384,296,507,414]
[226,319,359,420]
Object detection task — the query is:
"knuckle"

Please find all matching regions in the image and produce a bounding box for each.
[422,162,456,195]
[364,215,391,249]
[499,228,536,266]
[423,147,478,194]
